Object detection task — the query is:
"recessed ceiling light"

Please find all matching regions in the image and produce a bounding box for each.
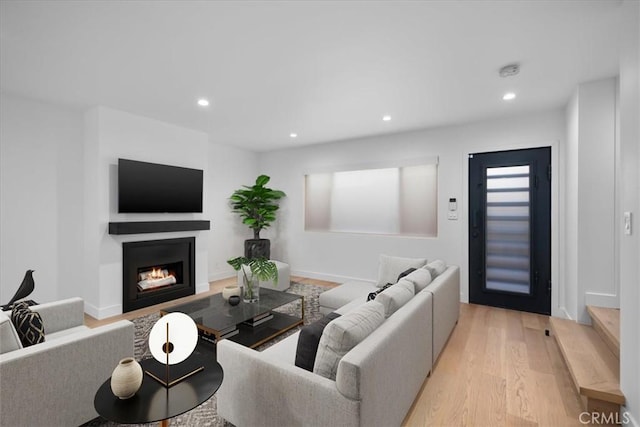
[290,133,298,138]
[382,115,392,121]
[502,92,516,101]
[197,98,210,107]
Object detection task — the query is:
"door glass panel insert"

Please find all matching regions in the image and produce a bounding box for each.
[485,165,530,294]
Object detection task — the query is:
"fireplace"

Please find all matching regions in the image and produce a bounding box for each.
[122,237,195,313]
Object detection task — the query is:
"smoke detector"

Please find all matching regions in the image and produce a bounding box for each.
[499,63,520,78]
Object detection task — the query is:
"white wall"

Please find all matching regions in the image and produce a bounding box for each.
[260,109,565,314]
[563,91,579,320]
[83,107,209,319]
[563,78,618,323]
[83,107,211,318]
[618,0,640,423]
[1,97,257,317]
[81,106,258,318]
[0,93,84,304]
[207,143,259,280]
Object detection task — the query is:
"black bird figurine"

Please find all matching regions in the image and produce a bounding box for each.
[5,269,35,307]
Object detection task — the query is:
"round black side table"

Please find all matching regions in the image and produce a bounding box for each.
[94,342,223,426]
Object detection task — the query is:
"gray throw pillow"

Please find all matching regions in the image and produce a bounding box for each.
[313,301,385,380]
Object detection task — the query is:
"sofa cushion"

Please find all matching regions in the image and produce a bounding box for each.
[424,259,447,279]
[375,279,415,318]
[367,283,393,301]
[376,255,427,287]
[45,325,90,341]
[0,311,23,354]
[295,312,341,372]
[404,268,432,292]
[313,301,385,380]
[319,280,378,313]
[11,302,45,347]
[397,267,417,281]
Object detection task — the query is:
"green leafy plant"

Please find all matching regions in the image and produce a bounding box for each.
[227,256,278,300]
[230,175,286,239]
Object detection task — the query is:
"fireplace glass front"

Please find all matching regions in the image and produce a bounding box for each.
[122,237,195,313]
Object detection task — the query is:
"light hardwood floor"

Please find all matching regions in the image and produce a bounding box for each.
[86,278,583,426]
[403,303,584,427]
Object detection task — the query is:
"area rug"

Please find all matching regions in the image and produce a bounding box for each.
[84,281,327,427]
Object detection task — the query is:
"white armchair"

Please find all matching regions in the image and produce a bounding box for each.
[0,297,134,426]
[236,260,291,291]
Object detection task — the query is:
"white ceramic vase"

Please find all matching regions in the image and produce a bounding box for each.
[222,285,241,301]
[110,357,143,399]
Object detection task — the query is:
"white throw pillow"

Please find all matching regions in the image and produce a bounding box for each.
[404,268,433,293]
[376,254,428,287]
[0,311,23,354]
[313,301,385,380]
[375,279,415,318]
[424,259,447,279]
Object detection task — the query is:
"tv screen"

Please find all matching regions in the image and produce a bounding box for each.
[118,159,203,213]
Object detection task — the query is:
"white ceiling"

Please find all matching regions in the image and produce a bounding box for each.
[0,1,628,151]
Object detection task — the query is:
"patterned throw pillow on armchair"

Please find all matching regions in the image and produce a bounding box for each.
[10,301,45,347]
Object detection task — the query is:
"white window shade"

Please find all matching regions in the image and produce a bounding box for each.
[331,168,400,234]
[304,173,332,230]
[304,161,437,237]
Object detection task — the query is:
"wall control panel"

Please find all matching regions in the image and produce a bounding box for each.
[447,197,458,220]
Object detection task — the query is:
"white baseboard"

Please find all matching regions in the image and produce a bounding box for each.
[84,301,122,320]
[584,292,619,308]
[196,281,210,294]
[85,282,213,319]
[208,270,235,282]
[559,306,573,320]
[290,269,375,285]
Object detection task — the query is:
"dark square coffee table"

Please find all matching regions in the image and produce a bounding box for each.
[161,288,303,348]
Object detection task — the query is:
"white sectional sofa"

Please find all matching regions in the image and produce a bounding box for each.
[0,298,134,427]
[217,262,460,427]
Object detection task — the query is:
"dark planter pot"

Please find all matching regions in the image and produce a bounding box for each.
[244,239,270,259]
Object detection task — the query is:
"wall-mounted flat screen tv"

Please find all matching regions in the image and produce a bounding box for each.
[118,159,203,213]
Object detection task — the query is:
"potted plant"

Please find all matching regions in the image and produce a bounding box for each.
[230,174,286,259]
[227,256,278,303]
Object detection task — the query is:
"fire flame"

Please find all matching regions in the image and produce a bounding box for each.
[148,268,168,280]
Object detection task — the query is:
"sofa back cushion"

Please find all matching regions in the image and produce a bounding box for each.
[376,255,427,287]
[295,312,341,371]
[404,268,433,292]
[375,279,415,318]
[0,311,23,354]
[313,301,385,380]
[424,259,447,279]
[336,292,433,427]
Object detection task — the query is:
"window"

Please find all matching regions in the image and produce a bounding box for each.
[304,160,438,236]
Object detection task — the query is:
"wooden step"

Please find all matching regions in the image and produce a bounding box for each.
[549,317,625,408]
[587,306,620,359]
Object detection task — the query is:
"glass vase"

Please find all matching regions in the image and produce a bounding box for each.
[242,275,259,303]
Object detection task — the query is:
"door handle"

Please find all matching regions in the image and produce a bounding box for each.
[472,210,482,228]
